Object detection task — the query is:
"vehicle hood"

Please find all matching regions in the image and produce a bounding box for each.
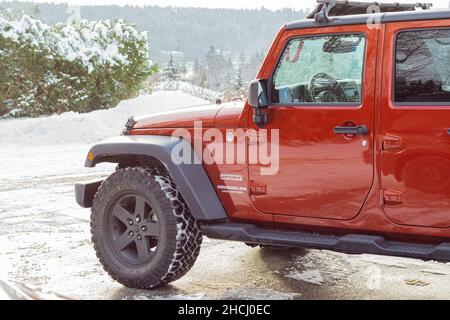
[133,101,245,130]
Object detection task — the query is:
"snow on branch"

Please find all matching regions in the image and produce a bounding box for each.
[0,15,156,118]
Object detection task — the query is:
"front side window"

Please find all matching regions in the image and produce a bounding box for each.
[272,34,366,105]
[395,29,450,104]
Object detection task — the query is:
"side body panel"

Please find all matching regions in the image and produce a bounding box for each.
[380,19,450,228]
[116,22,450,241]
[253,23,450,241]
[248,25,377,220]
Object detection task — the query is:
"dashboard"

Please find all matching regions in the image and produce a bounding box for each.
[275,79,361,104]
[339,80,361,103]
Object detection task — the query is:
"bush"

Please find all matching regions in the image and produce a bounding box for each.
[0,15,157,118]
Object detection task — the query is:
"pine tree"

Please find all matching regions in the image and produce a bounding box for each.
[234,64,244,91]
[163,53,179,80]
[193,58,200,72]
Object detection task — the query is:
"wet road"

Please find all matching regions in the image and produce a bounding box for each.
[1,144,450,300]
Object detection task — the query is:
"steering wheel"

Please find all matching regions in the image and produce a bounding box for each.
[308,72,349,103]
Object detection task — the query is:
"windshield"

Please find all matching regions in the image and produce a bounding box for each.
[273,34,366,88]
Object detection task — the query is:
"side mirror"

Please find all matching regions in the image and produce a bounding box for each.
[248,79,269,128]
[248,79,269,109]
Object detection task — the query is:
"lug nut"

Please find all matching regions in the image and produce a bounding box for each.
[128,219,133,226]
[137,235,142,240]
[136,216,141,223]
[128,231,134,237]
[141,226,147,232]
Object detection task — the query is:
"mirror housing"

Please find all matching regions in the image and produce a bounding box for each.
[248,79,269,109]
[248,79,269,128]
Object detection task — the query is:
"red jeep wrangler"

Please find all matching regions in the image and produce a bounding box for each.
[76,1,450,289]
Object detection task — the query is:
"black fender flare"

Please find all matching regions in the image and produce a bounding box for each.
[83,135,227,221]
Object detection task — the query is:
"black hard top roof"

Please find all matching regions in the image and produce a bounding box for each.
[285,9,450,30]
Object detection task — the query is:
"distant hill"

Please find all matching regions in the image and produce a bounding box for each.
[0,1,307,61]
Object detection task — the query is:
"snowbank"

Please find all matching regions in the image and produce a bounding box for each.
[0,91,207,146]
[153,81,220,102]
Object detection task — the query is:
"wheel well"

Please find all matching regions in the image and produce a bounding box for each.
[96,154,167,171]
[394,151,449,182]
[87,136,228,221]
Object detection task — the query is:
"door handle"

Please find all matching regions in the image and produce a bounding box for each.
[334,125,369,136]
[448,128,450,136]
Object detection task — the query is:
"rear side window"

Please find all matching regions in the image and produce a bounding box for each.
[395,29,450,104]
[271,34,366,105]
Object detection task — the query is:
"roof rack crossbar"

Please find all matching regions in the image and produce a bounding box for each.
[308,0,433,22]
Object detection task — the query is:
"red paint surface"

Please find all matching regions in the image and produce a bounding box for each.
[130,20,450,241]
[249,25,377,220]
[380,20,450,229]
[134,104,221,129]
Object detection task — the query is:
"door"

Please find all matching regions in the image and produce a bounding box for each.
[248,25,377,220]
[381,21,450,228]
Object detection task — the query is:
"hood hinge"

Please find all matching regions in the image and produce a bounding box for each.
[123,117,137,135]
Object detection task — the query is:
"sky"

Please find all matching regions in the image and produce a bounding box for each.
[3,0,450,11]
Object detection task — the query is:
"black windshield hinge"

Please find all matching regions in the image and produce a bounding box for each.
[314,0,335,23]
[123,117,137,135]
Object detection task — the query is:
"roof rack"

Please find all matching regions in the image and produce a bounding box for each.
[308,0,433,23]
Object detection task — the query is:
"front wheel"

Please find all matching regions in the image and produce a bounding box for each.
[91,167,203,289]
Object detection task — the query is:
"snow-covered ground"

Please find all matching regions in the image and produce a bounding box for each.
[0,91,207,146]
[1,91,450,300]
[153,80,221,102]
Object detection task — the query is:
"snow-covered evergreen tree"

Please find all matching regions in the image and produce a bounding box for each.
[234,65,245,91]
[0,15,156,117]
[163,53,179,81]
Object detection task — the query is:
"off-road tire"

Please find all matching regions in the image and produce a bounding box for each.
[91,167,203,289]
